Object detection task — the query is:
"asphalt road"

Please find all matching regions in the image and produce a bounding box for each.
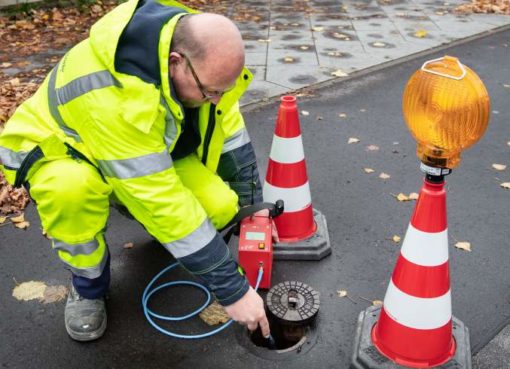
[1,28,509,369]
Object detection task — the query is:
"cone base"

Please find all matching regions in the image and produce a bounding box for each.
[273,208,331,261]
[350,306,471,369]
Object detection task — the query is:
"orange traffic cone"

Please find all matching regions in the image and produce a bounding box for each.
[351,176,471,369]
[263,96,331,260]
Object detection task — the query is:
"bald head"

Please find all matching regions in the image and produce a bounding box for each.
[172,13,245,84]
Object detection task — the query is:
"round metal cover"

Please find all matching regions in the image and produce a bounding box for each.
[266,281,320,325]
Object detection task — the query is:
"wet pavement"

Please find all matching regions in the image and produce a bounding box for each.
[1,1,510,368]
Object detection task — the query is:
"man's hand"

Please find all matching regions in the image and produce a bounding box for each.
[224,287,270,337]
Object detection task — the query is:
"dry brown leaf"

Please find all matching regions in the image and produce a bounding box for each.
[379,173,391,180]
[367,145,379,151]
[396,193,409,202]
[8,78,21,87]
[501,182,510,189]
[492,163,507,171]
[372,300,383,307]
[408,192,419,200]
[14,221,30,229]
[1,62,12,68]
[392,235,401,243]
[41,285,68,304]
[12,281,46,301]
[301,110,310,116]
[348,137,360,144]
[10,214,25,223]
[364,168,375,174]
[331,69,348,77]
[123,242,134,249]
[199,301,230,325]
[455,241,472,252]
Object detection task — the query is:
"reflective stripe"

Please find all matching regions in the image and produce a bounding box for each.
[0,146,29,169]
[383,279,451,330]
[162,219,216,258]
[263,181,311,212]
[161,96,178,150]
[61,251,109,279]
[48,64,82,141]
[56,70,121,105]
[269,135,305,164]
[53,238,99,257]
[98,151,173,179]
[221,128,251,153]
[401,224,449,267]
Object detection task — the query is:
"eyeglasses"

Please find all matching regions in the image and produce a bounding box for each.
[177,52,234,100]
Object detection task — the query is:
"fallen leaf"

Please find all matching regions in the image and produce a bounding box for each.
[199,301,230,325]
[331,69,348,77]
[123,242,134,249]
[283,57,294,63]
[455,241,471,252]
[364,168,375,173]
[414,29,428,38]
[379,173,391,180]
[372,300,383,307]
[1,62,12,68]
[299,45,309,50]
[372,42,386,47]
[14,221,30,229]
[337,290,348,297]
[348,137,360,144]
[41,285,68,303]
[311,26,324,32]
[367,145,379,151]
[12,281,46,301]
[501,182,510,189]
[301,110,309,116]
[492,163,507,171]
[338,113,347,118]
[408,192,419,200]
[392,235,401,243]
[257,38,271,43]
[0,216,6,224]
[396,193,409,201]
[10,213,25,223]
[8,78,21,86]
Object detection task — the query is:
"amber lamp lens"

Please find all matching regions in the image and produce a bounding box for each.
[402,56,490,168]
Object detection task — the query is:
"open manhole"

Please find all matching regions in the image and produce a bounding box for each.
[236,281,320,360]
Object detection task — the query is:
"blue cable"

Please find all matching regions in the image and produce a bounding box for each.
[142,262,264,339]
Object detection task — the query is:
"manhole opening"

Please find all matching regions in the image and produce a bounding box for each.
[248,311,309,351]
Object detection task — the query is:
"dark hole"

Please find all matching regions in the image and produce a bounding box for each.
[248,313,306,351]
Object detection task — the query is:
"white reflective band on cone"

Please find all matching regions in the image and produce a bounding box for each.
[269,136,305,164]
[401,224,449,267]
[383,280,452,330]
[263,181,311,212]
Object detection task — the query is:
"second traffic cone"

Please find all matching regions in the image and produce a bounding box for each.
[263,96,331,260]
[372,178,455,367]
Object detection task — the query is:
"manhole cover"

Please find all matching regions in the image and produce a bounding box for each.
[266,281,320,325]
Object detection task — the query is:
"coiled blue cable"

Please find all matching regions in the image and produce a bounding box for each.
[142,262,264,339]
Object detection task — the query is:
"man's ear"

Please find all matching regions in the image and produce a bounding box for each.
[168,52,182,76]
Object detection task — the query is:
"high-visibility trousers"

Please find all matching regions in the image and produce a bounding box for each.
[27,153,239,291]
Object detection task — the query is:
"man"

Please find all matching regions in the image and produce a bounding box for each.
[0,0,270,341]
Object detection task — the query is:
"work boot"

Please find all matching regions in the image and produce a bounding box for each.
[65,285,107,341]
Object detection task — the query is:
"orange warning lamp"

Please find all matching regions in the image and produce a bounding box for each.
[402,55,490,169]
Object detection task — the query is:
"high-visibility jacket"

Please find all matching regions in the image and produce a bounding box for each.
[0,0,262,305]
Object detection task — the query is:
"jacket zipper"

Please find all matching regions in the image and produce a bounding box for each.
[201,104,216,165]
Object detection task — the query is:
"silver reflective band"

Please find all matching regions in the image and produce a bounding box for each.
[221,128,251,153]
[56,70,121,105]
[53,238,99,256]
[48,64,82,142]
[162,219,216,259]
[0,146,29,169]
[98,151,173,179]
[161,97,177,150]
[60,251,109,279]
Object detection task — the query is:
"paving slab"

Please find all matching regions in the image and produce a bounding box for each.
[1,26,509,369]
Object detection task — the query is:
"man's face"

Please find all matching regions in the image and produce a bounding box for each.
[169,52,239,108]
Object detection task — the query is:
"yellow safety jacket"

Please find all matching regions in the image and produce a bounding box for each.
[0,0,260,305]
